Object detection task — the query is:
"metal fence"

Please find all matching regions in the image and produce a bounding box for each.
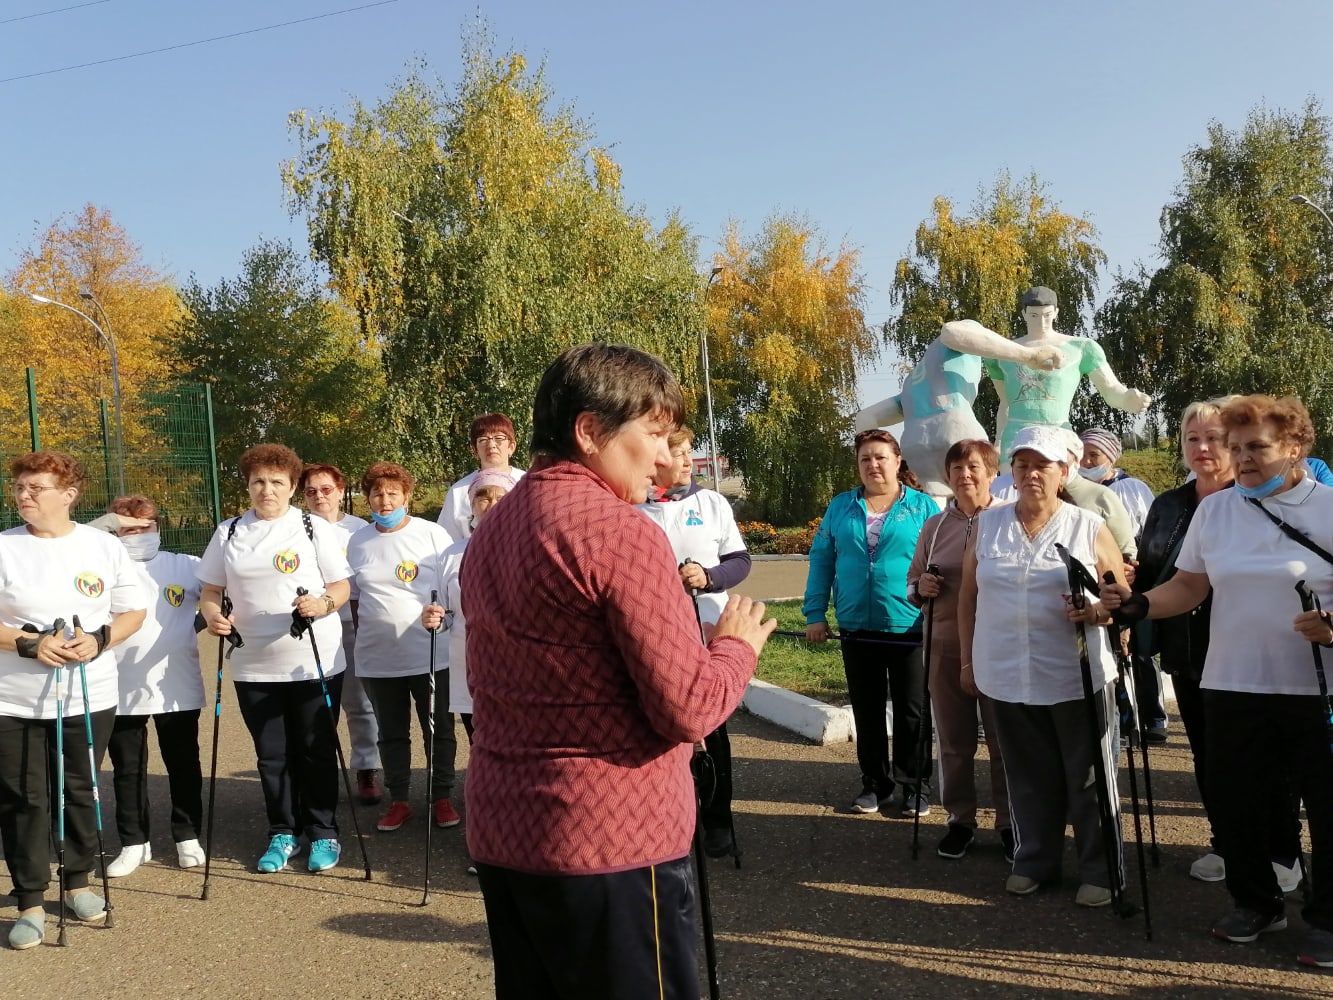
[1,370,222,555]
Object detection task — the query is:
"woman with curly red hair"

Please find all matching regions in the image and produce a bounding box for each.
[0,451,146,949]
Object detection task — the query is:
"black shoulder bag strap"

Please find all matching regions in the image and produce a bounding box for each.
[1248,497,1333,567]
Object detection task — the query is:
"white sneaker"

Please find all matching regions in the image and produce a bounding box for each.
[1275,857,1303,894]
[176,839,206,869]
[106,843,151,878]
[1189,852,1226,882]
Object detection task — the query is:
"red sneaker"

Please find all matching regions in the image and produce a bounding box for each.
[357,769,383,806]
[376,801,413,832]
[432,798,461,829]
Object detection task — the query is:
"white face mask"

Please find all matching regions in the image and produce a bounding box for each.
[1078,465,1111,482]
[120,532,161,562]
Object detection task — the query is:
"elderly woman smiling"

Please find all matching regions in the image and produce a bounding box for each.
[1098,395,1333,966]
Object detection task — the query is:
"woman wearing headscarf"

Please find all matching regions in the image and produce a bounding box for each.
[0,452,146,949]
[461,343,774,999]
[197,443,353,875]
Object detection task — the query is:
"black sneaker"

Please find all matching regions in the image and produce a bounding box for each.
[703,825,735,859]
[1000,828,1016,864]
[936,823,974,860]
[1211,907,1287,943]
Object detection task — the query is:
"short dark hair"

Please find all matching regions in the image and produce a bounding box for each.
[944,439,1000,475]
[469,413,516,445]
[239,444,302,484]
[853,429,901,457]
[298,463,346,493]
[530,344,685,460]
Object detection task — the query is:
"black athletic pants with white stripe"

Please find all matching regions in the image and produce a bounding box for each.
[107,709,203,846]
[477,857,698,999]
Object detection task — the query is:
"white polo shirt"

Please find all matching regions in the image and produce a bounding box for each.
[972,503,1115,705]
[197,508,350,683]
[636,488,746,626]
[347,516,452,679]
[1177,479,1333,695]
[116,549,206,714]
[0,523,147,719]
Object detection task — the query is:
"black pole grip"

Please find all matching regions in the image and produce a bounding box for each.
[1297,580,1318,613]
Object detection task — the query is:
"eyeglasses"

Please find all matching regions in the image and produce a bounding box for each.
[475,435,512,447]
[303,486,337,497]
[12,483,62,498]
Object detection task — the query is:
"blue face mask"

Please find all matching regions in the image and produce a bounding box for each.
[1078,465,1111,482]
[371,506,408,529]
[1235,461,1292,500]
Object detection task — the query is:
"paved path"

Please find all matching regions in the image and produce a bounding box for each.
[5,697,1323,997]
[736,558,809,602]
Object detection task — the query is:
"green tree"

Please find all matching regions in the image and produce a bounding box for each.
[1097,101,1333,452]
[171,239,388,507]
[707,216,875,525]
[887,173,1107,430]
[284,38,703,481]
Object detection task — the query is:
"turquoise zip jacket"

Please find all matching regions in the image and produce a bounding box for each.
[803,485,936,634]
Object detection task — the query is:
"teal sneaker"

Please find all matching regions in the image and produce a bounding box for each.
[307,839,342,873]
[256,833,298,873]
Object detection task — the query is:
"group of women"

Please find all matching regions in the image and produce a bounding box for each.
[2,339,1332,985]
[801,391,1333,969]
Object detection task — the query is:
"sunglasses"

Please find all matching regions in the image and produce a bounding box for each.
[303,485,337,497]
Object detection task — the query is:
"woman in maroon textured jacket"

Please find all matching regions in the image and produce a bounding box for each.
[458,343,776,1000]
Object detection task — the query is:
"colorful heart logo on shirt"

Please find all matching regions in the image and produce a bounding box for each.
[273,550,301,574]
[163,584,185,608]
[75,573,105,598]
[395,560,419,583]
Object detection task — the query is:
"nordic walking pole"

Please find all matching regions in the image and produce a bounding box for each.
[682,561,722,1000]
[420,589,440,907]
[1100,575,1152,941]
[71,616,114,929]
[294,587,372,880]
[1055,544,1133,922]
[1295,581,1333,749]
[201,595,241,901]
[912,564,940,861]
[52,618,69,946]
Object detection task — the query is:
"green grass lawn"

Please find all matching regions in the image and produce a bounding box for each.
[755,599,848,704]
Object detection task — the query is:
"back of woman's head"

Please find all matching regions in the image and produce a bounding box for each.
[531,344,684,460]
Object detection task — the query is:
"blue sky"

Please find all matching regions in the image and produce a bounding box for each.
[2,0,1330,407]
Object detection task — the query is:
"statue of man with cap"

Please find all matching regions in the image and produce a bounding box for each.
[854,321,1064,498]
[982,285,1150,459]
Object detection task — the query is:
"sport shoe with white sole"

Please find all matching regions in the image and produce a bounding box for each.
[106,842,152,878]
[1076,883,1113,908]
[1298,927,1333,968]
[900,791,931,818]
[256,833,298,874]
[1274,857,1303,894]
[176,839,205,869]
[1006,874,1041,896]
[1211,907,1286,943]
[1190,852,1225,882]
[851,788,881,814]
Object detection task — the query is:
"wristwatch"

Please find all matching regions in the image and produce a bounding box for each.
[322,595,336,617]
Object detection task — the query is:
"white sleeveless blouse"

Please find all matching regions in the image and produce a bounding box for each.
[972,502,1116,705]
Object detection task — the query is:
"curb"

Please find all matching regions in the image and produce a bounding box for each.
[741,678,853,745]
[751,554,810,562]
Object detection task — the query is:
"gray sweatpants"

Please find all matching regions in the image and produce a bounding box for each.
[341,617,382,770]
[991,683,1122,888]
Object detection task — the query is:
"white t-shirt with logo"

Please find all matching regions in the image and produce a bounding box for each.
[325,513,369,624]
[636,488,746,626]
[440,536,470,714]
[116,550,206,714]
[436,467,526,543]
[1177,479,1333,695]
[0,523,148,719]
[196,508,350,683]
[347,517,452,679]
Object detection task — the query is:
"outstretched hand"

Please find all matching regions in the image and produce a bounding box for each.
[713,595,777,658]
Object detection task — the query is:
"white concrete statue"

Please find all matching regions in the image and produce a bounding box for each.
[985,286,1149,461]
[854,319,1063,497]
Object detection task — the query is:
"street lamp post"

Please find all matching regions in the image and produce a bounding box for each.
[27,292,127,495]
[700,266,724,489]
[1291,193,1333,231]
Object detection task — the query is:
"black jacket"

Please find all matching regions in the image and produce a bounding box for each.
[1133,480,1232,680]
